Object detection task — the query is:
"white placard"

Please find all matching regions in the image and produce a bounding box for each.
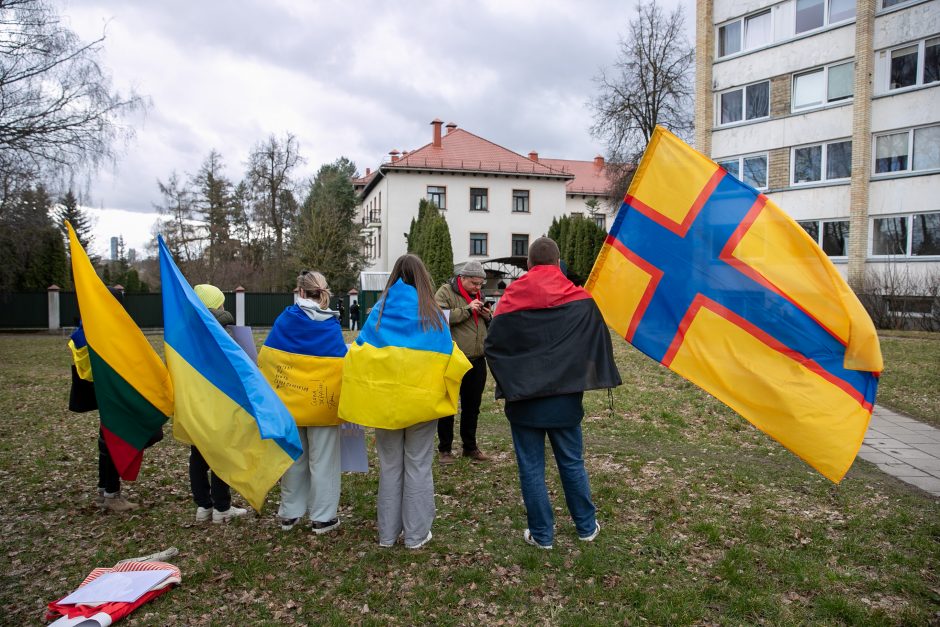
[59,570,175,605]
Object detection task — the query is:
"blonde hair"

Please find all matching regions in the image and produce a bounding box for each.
[296,270,332,309]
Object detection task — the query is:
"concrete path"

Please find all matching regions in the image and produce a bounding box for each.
[859,406,940,497]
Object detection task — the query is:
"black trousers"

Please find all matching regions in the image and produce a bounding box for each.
[189,446,231,511]
[438,356,487,453]
[98,429,120,494]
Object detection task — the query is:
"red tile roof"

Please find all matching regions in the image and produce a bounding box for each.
[538,158,612,196]
[383,128,573,178]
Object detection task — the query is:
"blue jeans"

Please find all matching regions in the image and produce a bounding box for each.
[510,423,596,545]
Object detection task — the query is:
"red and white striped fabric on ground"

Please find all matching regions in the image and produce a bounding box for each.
[46,560,181,626]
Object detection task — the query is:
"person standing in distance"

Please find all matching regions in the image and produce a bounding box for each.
[434,260,491,463]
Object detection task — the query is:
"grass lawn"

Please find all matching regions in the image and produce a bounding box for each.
[0,331,937,625]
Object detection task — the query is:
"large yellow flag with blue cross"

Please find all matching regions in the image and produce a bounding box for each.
[586,127,882,483]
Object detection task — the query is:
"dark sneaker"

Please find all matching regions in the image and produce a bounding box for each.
[311,518,340,534]
[523,529,552,550]
[438,451,456,465]
[279,517,300,531]
[463,448,489,462]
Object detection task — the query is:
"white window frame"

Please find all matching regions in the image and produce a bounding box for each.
[717,9,774,58]
[795,0,856,35]
[869,212,940,258]
[790,139,852,185]
[716,80,771,126]
[791,60,854,112]
[716,153,769,190]
[873,124,940,176]
[885,37,940,92]
[879,0,919,11]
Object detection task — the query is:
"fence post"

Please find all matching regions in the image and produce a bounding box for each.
[235,286,245,326]
[48,285,61,331]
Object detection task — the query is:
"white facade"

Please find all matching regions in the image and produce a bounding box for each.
[699,0,940,299]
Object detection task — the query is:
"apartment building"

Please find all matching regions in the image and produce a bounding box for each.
[695,0,939,296]
[352,119,613,273]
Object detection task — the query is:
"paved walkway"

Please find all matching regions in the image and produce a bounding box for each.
[859,406,940,497]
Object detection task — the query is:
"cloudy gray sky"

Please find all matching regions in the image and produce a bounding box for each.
[58,0,694,257]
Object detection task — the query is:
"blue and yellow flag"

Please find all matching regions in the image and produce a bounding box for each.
[258,305,347,427]
[339,279,472,429]
[158,236,301,510]
[586,127,882,483]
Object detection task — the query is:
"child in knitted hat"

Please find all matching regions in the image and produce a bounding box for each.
[188,285,247,523]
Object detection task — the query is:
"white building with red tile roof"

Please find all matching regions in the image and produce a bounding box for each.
[354,119,614,272]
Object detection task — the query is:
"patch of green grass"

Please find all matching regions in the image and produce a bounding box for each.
[0,333,937,625]
[877,330,940,426]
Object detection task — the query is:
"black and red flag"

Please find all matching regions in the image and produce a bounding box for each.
[484,264,621,401]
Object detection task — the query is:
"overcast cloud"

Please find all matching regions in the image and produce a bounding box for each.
[56,0,694,257]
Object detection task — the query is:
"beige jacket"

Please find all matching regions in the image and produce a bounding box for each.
[435,279,488,359]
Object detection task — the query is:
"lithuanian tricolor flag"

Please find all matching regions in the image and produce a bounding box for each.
[339,279,471,429]
[158,236,302,511]
[66,222,173,481]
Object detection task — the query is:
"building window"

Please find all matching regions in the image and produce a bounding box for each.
[470,188,488,211]
[792,61,854,110]
[427,186,446,209]
[718,81,769,125]
[512,189,530,213]
[512,234,529,257]
[792,140,852,184]
[881,0,914,7]
[888,37,940,90]
[717,154,768,189]
[872,213,940,256]
[796,0,855,34]
[470,232,488,256]
[874,125,940,174]
[799,219,849,256]
[591,213,607,230]
[717,10,771,57]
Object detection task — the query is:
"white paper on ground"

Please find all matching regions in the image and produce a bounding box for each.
[59,570,175,605]
[49,612,113,627]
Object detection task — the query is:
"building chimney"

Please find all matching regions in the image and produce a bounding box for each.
[445,122,457,134]
[528,151,539,162]
[366,167,371,176]
[593,155,605,168]
[431,118,443,147]
[390,149,400,163]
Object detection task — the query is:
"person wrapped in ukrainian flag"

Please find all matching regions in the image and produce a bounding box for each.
[339,254,471,549]
[259,270,347,534]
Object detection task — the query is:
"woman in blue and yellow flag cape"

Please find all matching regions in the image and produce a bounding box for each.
[340,254,471,549]
[259,270,347,533]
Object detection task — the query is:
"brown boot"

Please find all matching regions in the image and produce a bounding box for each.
[462,449,489,462]
[101,493,139,512]
[438,451,456,465]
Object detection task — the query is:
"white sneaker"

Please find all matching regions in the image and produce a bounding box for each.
[406,530,432,549]
[523,529,553,550]
[212,505,248,524]
[579,521,601,542]
[195,506,213,522]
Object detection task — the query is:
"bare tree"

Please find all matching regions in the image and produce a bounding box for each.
[0,0,146,191]
[246,133,303,289]
[590,0,693,206]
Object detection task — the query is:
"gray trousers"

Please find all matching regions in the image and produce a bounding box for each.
[278,425,341,522]
[375,420,437,547]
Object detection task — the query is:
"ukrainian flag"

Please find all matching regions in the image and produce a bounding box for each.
[258,306,346,426]
[158,237,301,511]
[586,127,882,483]
[339,279,471,429]
[67,222,173,481]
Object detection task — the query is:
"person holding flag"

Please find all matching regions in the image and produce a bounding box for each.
[259,270,346,533]
[339,254,471,549]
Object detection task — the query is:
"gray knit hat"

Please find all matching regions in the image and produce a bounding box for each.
[459,260,486,278]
